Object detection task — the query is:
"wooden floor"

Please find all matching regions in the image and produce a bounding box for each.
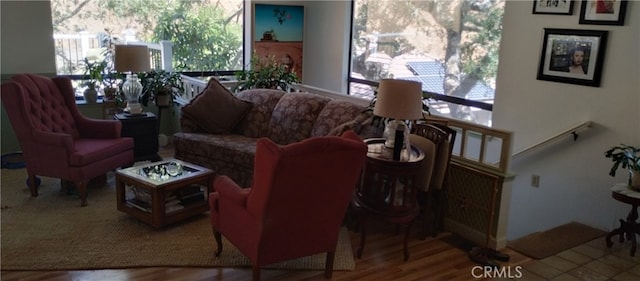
[1,221,531,281]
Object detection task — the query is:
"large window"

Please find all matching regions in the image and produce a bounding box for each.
[50,0,244,76]
[350,0,504,126]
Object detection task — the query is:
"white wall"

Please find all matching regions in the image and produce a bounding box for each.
[301,1,352,93]
[0,1,56,75]
[493,1,640,239]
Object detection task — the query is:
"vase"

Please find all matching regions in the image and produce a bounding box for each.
[83,88,98,104]
[155,94,171,107]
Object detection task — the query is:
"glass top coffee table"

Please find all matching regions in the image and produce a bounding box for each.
[115,159,215,228]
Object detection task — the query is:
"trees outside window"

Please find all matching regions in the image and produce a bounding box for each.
[350,0,504,125]
[50,0,243,75]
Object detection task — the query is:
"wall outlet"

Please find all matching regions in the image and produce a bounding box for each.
[531,174,540,188]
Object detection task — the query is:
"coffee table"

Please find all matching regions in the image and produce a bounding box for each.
[115,158,215,228]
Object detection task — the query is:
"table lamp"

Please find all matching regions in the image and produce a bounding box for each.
[114,45,150,114]
[373,79,423,161]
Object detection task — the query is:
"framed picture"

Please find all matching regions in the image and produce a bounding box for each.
[536,28,608,87]
[579,0,627,25]
[532,0,575,15]
[253,4,305,78]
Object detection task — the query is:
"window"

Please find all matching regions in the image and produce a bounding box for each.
[350,0,504,126]
[50,0,244,98]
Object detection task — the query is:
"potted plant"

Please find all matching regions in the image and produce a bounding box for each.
[232,54,300,92]
[99,28,122,101]
[139,70,184,107]
[81,58,107,103]
[605,144,640,189]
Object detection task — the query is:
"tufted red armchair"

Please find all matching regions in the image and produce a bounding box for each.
[209,130,367,281]
[1,74,134,206]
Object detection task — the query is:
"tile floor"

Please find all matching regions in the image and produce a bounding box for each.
[494,237,640,280]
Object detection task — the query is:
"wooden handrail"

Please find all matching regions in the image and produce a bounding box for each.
[512,121,593,159]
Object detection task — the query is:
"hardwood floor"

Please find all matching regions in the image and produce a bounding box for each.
[1,222,530,281]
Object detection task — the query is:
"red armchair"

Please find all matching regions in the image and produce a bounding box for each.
[1,74,134,206]
[209,131,367,281]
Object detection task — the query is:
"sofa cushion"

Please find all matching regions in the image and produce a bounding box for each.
[233,89,286,138]
[266,92,330,144]
[310,99,366,137]
[181,78,252,134]
[173,132,258,187]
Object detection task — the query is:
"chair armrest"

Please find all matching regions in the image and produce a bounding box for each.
[76,118,123,139]
[214,175,250,207]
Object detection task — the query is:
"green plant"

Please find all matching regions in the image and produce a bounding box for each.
[100,28,124,90]
[232,54,300,92]
[139,70,184,106]
[81,58,107,90]
[605,144,640,177]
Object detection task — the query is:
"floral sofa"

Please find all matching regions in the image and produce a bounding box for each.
[173,79,375,187]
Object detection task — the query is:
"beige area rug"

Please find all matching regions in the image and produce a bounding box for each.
[0,168,355,271]
[508,222,606,259]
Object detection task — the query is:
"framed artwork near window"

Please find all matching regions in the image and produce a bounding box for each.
[253,4,305,79]
[579,0,627,25]
[536,28,608,87]
[532,0,575,15]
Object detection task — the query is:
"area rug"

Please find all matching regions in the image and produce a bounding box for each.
[0,168,355,271]
[507,222,606,259]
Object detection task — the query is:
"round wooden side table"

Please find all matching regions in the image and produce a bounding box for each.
[352,138,424,261]
[605,183,640,256]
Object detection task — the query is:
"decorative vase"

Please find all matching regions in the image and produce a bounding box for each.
[83,88,98,104]
[155,93,171,107]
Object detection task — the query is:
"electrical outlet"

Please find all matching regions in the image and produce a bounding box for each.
[531,174,540,187]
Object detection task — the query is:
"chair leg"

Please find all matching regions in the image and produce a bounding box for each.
[252,265,261,281]
[77,181,88,207]
[213,227,223,257]
[27,174,38,197]
[325,251,335,278]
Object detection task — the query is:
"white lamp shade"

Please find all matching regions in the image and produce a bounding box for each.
[373,79,423,120]
[114,45,151,72]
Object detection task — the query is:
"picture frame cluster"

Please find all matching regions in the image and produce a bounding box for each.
[532,0,628,87]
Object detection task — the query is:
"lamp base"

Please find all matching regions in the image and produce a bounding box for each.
[126,102,143,114]
[382,120,410,161]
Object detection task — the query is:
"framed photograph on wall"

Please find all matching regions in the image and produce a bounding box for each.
[579,0,627,25]
[532,0,574,15]
[536,28,608,87]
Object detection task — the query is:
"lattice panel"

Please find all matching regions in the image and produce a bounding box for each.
[446,163,503,237]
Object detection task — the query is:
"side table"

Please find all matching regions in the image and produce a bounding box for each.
[606,183,640,256]
[352,138,424,261]
[115,112,161,162]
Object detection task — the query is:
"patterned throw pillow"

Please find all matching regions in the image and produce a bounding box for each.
[181,78,252,134]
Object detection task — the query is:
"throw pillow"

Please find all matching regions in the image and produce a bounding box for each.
[181,78,252,134]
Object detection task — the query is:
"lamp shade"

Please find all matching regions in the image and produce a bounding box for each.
[373,79,423,120]
[114,45,150,72]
